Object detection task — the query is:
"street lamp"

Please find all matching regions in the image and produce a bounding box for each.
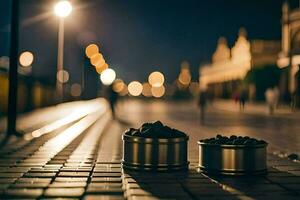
[54,0,72,102]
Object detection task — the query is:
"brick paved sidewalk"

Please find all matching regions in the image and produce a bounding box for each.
[0,100,300,199]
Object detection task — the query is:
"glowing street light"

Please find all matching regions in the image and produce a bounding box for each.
[96,63,109,74]
[85,44,99,58]
[128,81,143,96]
[148,71,164,87]
[54,1,72,18]
[100,68,116,85]
[19,51,34,67]
[151,85,165,98]
[54,0,72,102]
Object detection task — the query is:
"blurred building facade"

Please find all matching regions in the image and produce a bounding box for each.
[277,1,300,105]
[199,28,281,100]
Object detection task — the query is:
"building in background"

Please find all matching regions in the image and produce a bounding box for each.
[199,28,281,100]
[277,1,300,106]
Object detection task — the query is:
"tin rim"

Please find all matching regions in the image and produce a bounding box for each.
[197,141,268,149]
[122,161,189,171]
[123,133,189,144]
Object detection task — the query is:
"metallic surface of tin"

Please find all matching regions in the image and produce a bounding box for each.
[198,142,267,175]
[122,134,189,171]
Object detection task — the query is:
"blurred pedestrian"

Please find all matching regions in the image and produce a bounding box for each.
[265,88,276,115]
[106,82,119,118]
[198,90,207,124]
[273,86,280,109]
[239,89,247,111]
[233,91,240,104]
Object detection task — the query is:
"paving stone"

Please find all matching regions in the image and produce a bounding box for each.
[0,184,9,190]
[89,183,123,188]
[91,177,122,183]
[93,172,122,177]
[44,188,85,197]
[58,172,90,177]
[17,178,52,183]
[267,176,300,184]
[11,182,49,188]
[0,172,24,178]
[24,172,56,178]
[0,167,30,173]
[86,187,123,194]
[0,178,16,184]
[4,188,43,198]
[83,195,125,200]
[54,177,88,182]
[49,182,87,188]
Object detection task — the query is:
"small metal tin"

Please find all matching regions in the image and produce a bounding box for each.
[198,141,267,175]
[122,134,189,171]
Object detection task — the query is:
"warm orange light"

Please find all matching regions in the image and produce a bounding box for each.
[142,82,152,97]
[95,63,108,74]
[151,85,165,98]
[85,44,99,59]
[70,83,82,97]
[119,84,128,96]
[90,53,104,67]
[19,51,34,67]
[128,81,143,96]
[113,79,125,93]
[148,71,164,87]
[178,69,191,85]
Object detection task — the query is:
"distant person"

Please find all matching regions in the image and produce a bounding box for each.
[106,82,119,118]
[273,86,280,109]
[233,91,240,104]
[239,89,247,111]
[198,90,207,124]
[265,88,276,115]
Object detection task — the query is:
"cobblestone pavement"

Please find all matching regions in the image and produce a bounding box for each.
[0,99,300,199]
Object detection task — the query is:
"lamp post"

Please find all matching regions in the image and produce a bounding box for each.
[54,0,72,102]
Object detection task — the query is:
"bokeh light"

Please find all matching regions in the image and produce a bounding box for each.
[178,68,191,85]
[151,85,165,98]
[95,63,109,74]
[119,84,128,96]
[100,68,116,85]
[113,79,125,93]
[90,53,104,67]
[85,44,99,58]
[0,56,9,69]
[142,82,152,97]
[70,83,82,97]
[128,81,143,96]
[19,51,34,67]
[148,71,164,87]
[54,0,72,18]
[57,70,69,83]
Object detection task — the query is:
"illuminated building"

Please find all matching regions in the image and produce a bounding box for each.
[199,28,280,99]
[277,1,300,104]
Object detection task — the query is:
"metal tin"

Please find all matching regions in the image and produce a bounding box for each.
[122,134,189,171]
[198,142,267,175]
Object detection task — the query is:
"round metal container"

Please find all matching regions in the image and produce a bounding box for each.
[198,142,267,175]
[122,134,189,171]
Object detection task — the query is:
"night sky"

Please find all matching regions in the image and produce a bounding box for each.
[0,0,294,84]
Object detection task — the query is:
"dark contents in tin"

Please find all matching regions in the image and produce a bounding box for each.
[200,134,267,145]
[125,121,186,138]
